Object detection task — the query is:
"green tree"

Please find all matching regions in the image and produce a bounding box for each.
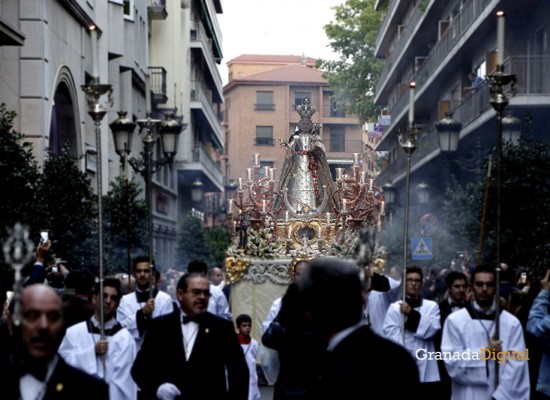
[0,104,40,288]
[442,136,550,278]
[34,145,97,271]
[316,0,384,123]
[205,226,231,267]
[103,175,148,275]
[176,212,208,269]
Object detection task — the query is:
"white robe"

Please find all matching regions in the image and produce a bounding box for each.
[367,277,401,335]
[241,338,261,400]
[382,298,441,382]
[441,306,530,400]
[208,283,232,321]
[262,297,282,334]
[117,290,174,350]
[59,320,137,400]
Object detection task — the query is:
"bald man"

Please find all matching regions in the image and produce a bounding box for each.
[3,284,108,400]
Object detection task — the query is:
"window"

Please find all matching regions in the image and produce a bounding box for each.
[255,91,274,111]
[330,98,345,117]
[294,92,311,109]
[329,126,345,152]
[123,0,132,17]
[256,126,274,146]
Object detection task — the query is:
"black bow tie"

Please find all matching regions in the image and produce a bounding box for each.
[183,315,201,324]
[450,302,465,308]
[21,362,48,381]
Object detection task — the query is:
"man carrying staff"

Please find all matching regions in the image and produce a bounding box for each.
[117,255,174,351]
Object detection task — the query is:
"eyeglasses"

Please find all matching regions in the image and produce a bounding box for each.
[473,281,496,288]
[406,278,422,284]
[188,289,211,297]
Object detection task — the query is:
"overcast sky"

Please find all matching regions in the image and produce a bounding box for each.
[217,0,344,84]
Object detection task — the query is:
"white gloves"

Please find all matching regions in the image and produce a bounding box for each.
[156,383,181,400]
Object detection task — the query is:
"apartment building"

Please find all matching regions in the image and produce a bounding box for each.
[0,0,226,269]
[373,0,550,212]
[223,54,364,188]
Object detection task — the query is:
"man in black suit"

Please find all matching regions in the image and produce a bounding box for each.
[132,272,249,400]
[3,284,108,399]
[298,258,420,399]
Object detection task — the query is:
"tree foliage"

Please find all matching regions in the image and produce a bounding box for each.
[205,226,231,267]
[316,0,384,123]
[33,145,97,270]
[442,136,550,278]
[176,212,208,268]
[102,176,148,275]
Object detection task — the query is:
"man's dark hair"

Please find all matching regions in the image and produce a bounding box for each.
[236,313,252,326]
[471,264,496,284]
[187,259,208,274]
[406,265,423,280]
[445,271,468,288]
[299,258,363,333]
[133,255,156,274]
[177,272,207,292]
[93,277,122,299]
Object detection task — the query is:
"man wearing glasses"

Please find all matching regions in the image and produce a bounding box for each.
[383,265,443,399]
[441,264,530,400]
[132,272,249,400]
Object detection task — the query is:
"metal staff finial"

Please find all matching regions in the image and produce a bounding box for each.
[3,223,35,326]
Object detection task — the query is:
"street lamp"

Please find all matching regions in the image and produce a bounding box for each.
[502,112,522,145]
[191,179,205,203]
[382,180,396,205]
[110,112,183,298]
[436,111,462,152]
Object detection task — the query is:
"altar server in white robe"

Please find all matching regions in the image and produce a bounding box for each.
[383,265,442,398]
[117,256,175,350]
[441,264,530,400]
[59,277,137,400]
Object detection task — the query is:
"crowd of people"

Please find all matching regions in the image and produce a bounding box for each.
[1,238,549,400]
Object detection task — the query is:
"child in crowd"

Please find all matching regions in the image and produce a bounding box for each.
[236,313,261,400]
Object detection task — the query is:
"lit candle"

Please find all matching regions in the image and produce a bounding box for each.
[408,82,416,125]
[342,199,347,212]
[326,212,331,225]
[369,179,373,191]
[269,168,275,181]
[360,172,365,184]
[253,153,260,166]
[238,178,243,190]
[145,74,152,115]
[353,153,360,165]
[285,211,289,222]
[246,168,252,181]
[262,199,267,213]
[380,200,385,214]
[264,166,269,178]
[90,26,99,80]
[227,199,233,213]
[288,227,292,239]
[497,11,505,66]
[317,228,322,239]
[336,168,344,181]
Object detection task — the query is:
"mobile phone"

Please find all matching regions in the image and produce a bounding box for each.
[52,266,59,273]
[40,230,49,243]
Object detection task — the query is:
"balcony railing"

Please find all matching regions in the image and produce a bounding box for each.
[192,144,222,177]
[147,0,167,20]
[375,0,400,51]
[148,66,167,105]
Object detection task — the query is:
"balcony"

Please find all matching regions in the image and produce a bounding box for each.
[147,0,167,20]
[148,66,168,105]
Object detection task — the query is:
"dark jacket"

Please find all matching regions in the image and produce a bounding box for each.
[132,310,249,400]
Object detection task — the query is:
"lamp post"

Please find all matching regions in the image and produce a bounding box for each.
[110,111,184,299]
[109,111,136,293]
[398,82,420,343]
[485,10,517,388]
[436,111,462,152]
[191,179,205,204]
[416,182,430,204]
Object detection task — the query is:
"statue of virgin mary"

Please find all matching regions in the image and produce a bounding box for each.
[277,99,336,219]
